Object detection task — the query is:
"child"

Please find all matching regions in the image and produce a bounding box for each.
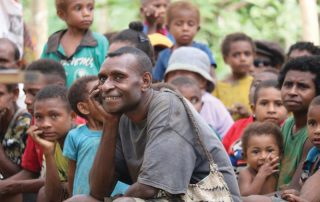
[28,85,75,202]
[239,122,283,196]
[278,56,320,188]
[164,47,233,139]
[287,41,320,60]
[63,76,128,196]
[0,69,31,179]
[169,76,203,112]
[213,32,255,120]
[153,1,216,81]
[140,0,173,40]
[109,21,155,65]
[223,80,288,173]
[41,0,108,87]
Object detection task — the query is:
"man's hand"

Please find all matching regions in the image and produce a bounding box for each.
[0,179,16,195]
[27,125,55,155]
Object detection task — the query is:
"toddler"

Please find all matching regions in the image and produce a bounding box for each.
[239,122,283,196]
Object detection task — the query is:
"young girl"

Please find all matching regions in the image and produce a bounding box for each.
[239,122,283,196]
[222,79,288,172]
[213,32,255,120]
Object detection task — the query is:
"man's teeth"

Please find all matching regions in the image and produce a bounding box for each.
[105,96,120,101]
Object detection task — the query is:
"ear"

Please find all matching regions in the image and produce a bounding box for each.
[250,104,255,115]
[12,87,19,101]
[198,78,207,90]
[141,72,152,92]
[57,9,66,21]
[70,111,77,121]
[77,102,90,116]
[197,25,201,32]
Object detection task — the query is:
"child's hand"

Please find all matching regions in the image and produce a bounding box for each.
[257,154,279,178]
[282,189,300,201]
[142,4,163,25]
[27,125,55,155]
[229,103,251,118]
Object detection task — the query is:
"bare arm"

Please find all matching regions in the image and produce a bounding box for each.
[89,121,119,200]
[124,182,159,199]
[239,156,279,196]
[298,170,320,202]
[0,144,21,178]
[288,139,313,190]
[67,159,76,195]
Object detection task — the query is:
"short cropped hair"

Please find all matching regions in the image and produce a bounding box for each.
[167,1,200,25]
[221,32,255,57]
[0,38,20,61]
[287,41,320,57]
[110,21,155,65]
[253,79,280,104]
[26,59,66,85]
[34,85,71,111]
[108,46,153,74]
[310,95,320,107]
[55,0,68,11]
[68,75,98,118]
[278,56,320,96]
[242,122,283,159]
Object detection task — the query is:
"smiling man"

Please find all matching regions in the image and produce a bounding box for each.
[66,47,240,202]
[278,56,320,189]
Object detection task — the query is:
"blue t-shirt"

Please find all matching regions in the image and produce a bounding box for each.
[300,146,320,184]
[63,125,128,196]
[152,41,217,81]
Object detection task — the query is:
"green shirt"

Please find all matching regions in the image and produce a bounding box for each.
[278,116,308,188]
[41,29,109,87]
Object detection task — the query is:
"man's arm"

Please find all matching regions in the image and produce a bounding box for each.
[298,169,320,202]
[89,121,119,200]
[67,159,76,195]
[124,182,158,198]
[0,144,21,178]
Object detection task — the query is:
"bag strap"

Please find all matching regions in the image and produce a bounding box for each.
[161,88,214,164]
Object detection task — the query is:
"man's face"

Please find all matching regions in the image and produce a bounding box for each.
[98,54,144,114]
[281,70,316,114]
[0,43,18,69]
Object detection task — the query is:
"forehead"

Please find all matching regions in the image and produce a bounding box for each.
[100,54,139,74]
[143,0,169,6]
[254,72,278,82]
[284,70,316,82]
[24,77,48,92]
[171,9,199,21]
[34,98,68,113]
[257,87,281,98]
[248,134,277,146]
[308,104,320,116]
[289,49,312,59]
[229,41,253,53]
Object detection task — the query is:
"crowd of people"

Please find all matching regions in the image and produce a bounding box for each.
[1,0,320,202]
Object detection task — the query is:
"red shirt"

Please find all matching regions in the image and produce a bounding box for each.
[222,116,254,154]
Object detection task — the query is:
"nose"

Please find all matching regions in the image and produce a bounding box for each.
[315,125,320,135]
[82,7,91,16]
[288,85,298,96]
[100,79,115,93]
[267,103,276,114]
[259,151,268,161]
[182,23,189,31]
[39,117,52,130]
[24,94,33,106]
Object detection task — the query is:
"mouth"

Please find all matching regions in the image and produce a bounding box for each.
[312,138,320,145]
[81,20,92,25]
[264,117,279,123]
[103,96,121,102]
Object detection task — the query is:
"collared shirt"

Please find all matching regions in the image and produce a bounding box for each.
[41,29,109,87]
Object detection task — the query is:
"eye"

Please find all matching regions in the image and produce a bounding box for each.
[189,97,200,104]
[283,81,292,89]
[267,149,274,153]
[99,76,107,84]
[308,119,317,127]
[34,115,42,121]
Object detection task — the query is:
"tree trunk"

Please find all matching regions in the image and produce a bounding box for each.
[299,0,319,45]
[30,0,48,57]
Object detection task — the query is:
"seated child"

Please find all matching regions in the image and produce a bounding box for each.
[287,41,320,60]
[213,32,255,120]
[0,71,31,179]
[223,80,288,174]
[239,122,283,196]
[164,47,233,139]
[63,76,128,196]
[140,0,173,41]
[153,1,216,81]
[28,85,75,202]
[41,0,108,87]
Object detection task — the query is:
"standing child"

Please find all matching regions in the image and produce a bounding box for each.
[239,122,283,196]
[28,85,75,202]
[41,0,108,87]
[153,1,216,81]
[213,32,255,120]
[63,76,128,196]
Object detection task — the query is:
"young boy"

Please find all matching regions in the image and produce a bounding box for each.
[41,0,109,87]
[140,0,173,40]
[63,76,128,196]
[28,85,75,202]
[213,32,255,120]
[152,1,216,81]
[278,56,320,188]
[0,59,67,202]
[164,47,233,139]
